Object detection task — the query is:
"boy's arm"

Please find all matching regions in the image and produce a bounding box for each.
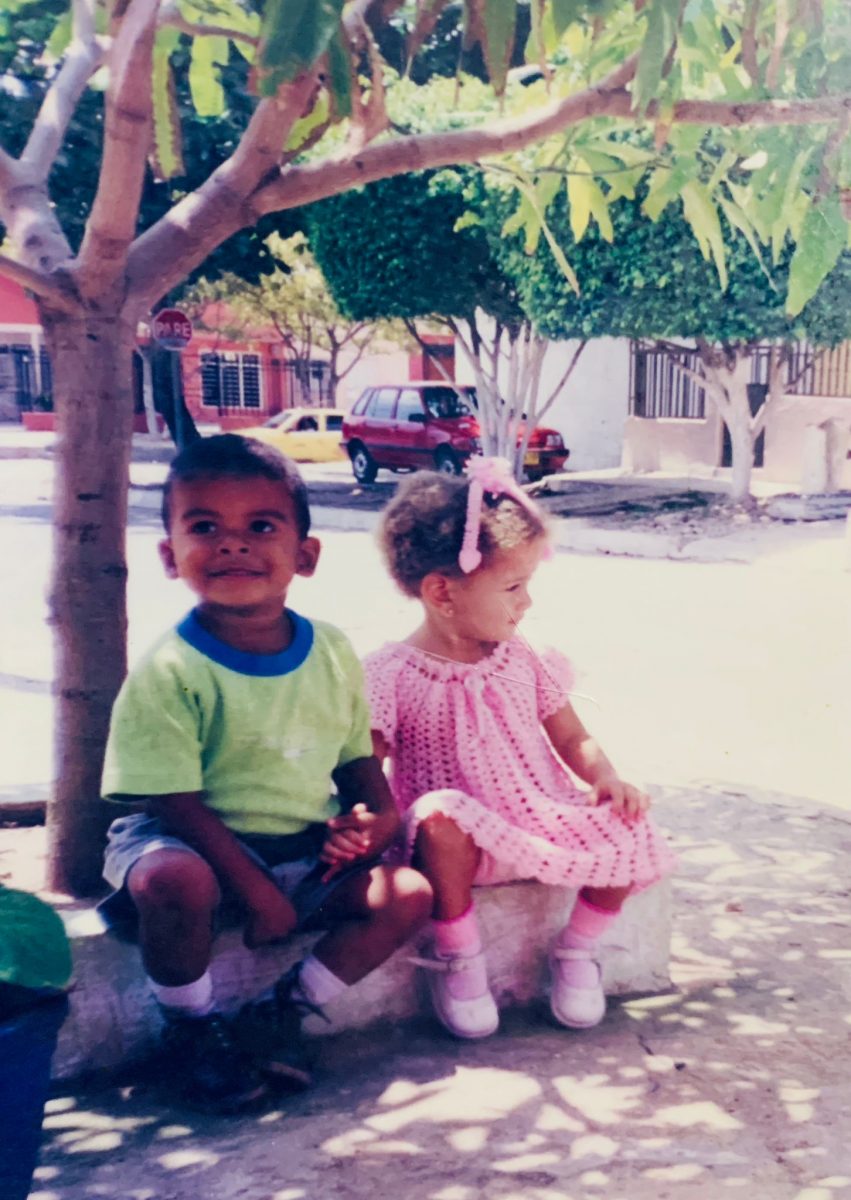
[543,703,649,822]
[321,756,400,876]
[147,792,297,946]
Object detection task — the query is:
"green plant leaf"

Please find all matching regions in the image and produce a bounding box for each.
[681,180,728,290]
[189,36,228,117]
[478,0,518,95]
[551,0,585,37]
[786,195,848,317]
[326,24,352,119]
[150,29,185,181]
[257,0,345,97]
[632,0,680,115]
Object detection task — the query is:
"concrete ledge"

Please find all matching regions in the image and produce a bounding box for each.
[55,879,671,1080]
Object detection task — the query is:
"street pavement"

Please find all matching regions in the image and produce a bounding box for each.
[1,452,851,1200]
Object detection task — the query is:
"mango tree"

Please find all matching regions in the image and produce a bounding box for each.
[0,0,848,892]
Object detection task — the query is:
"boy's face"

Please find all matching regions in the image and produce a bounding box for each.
[159,474,319,615]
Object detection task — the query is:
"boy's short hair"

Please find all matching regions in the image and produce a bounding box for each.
[379,470,548,597]
[161,434,311,538]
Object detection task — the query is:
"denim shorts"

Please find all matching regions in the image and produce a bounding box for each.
[100,811,371,937]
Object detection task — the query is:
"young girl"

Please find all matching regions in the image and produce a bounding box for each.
[364,458,675,1040]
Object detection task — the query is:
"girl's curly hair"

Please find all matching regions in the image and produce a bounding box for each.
[379,470,548,597]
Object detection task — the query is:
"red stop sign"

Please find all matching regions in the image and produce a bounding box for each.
[151,308,192,350]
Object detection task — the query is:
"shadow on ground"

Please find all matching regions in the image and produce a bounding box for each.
[27,786,851,1200]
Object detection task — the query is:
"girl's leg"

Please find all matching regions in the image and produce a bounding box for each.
[412,813,498,1040]
[550,885,631,1030]
[412,811,481,920]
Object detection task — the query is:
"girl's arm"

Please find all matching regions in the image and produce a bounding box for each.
[543,703,649,822]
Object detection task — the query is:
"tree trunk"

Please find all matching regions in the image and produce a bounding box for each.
[42,308,137,895]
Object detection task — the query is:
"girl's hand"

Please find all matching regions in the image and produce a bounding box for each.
[587,776,650,823]
[320,803,399,881]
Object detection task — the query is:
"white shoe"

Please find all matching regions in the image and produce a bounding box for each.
[549,946,606,1029]
[411,950,499,1040]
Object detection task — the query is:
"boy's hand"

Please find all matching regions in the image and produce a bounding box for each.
[320,803,398,882]
[242,882,298,949]
[586,776,650,823]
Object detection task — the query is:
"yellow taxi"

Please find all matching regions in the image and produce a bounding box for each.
[238,407,347,463]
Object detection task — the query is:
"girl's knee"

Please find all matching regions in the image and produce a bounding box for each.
[128,852,220,915]
[415,812,470,857]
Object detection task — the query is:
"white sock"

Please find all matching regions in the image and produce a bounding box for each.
[294,955,347,1007]
[151,971,215,1016]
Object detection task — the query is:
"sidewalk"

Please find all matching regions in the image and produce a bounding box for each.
[28,785,851,1200]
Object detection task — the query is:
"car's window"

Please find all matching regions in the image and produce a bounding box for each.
[326,414,344,431]
[423,387,472,419]
[296,416,319,432]
[263,412,290,429]
[351,390,372,416]
[396,389,425,421]
[369,388,398,420]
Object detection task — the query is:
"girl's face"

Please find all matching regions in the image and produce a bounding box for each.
[446,536,547,644]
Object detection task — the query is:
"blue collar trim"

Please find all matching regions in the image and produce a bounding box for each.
[176,609,314,677]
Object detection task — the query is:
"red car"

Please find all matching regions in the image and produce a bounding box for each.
[342,382,569,483]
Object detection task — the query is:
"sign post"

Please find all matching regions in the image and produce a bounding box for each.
[151,308,193,447]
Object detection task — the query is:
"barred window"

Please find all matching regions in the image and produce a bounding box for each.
[200,352,263,409]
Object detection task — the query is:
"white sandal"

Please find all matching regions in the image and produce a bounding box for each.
[409,950,499,1040]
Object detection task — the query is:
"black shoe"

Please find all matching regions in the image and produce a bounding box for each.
[160,1010,269,1114]
[234,964,328,1089]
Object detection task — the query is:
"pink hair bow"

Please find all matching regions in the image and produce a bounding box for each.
[458,456,547,573]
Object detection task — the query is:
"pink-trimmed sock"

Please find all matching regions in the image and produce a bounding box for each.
[555,897,621,987]
[431,905,486,1001]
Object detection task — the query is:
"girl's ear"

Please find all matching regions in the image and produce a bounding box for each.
[296,536,321,577]
[158,538,178,579]
[420,571,457,615]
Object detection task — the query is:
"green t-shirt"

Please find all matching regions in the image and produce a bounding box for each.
[101,610,373,835]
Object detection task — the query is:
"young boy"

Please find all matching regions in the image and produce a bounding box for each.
[100,435,432,1113]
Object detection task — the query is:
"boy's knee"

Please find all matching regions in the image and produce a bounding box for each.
[128,852,220,915]
[389,866,433,926]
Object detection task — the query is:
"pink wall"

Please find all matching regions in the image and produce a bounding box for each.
[0,276,40,326]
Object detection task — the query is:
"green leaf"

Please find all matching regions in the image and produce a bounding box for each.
[326,24,352,119]
[632,0,680,116]
[285,93,330,152]
[717,193,765,267]
[587,179,614,241]
[681,180,728,290]
[257,0,345,97]
[150,30,185,181]
[45,10,71,60]
[189,36,228,117]
[786,196,848,317]
[567,172,593,241]
[552,0,585,37]
[479,0,518,95]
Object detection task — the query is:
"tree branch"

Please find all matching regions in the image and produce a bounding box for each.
[76,0,160,294]
[158,2,258,47]
[21,0,104,178]
[253,78,850,217]
[0,252,80,312]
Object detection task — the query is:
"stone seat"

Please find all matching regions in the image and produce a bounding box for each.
[54,879,671,1080]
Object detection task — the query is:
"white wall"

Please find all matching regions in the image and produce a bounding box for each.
[455,331,630,471]
[335,347,412,409]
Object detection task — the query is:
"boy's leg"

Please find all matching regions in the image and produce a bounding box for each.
[126,849,267,1112]
[234,865,431,1088]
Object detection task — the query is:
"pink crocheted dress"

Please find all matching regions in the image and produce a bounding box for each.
[364,639,675,890]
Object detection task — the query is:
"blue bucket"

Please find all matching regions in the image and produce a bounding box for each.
[0,996,68,1200]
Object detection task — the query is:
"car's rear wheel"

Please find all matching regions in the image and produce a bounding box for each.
[434,447,462,476]
[349,443,378,484]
